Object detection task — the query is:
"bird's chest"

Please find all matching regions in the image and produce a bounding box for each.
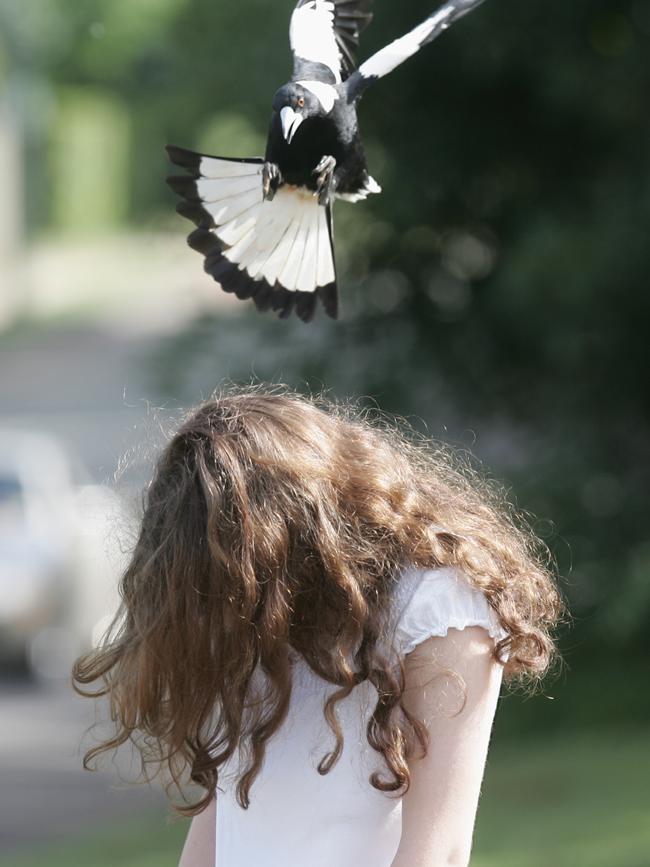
[269,115,348,188]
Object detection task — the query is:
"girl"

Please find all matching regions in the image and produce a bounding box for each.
[73,387,562,867]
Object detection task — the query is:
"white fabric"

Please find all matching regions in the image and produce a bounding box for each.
[390,565,506,655]
[214,565,505,867]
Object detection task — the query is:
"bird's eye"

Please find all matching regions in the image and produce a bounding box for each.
[297,97,305,108]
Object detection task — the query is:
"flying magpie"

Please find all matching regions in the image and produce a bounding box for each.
[167,0,487,322]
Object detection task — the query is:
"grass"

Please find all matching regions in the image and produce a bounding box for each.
[2,815,188,867]
[473,726,650,867]
[5,726,649,867]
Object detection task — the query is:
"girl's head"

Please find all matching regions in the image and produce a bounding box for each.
[73,386,562,814]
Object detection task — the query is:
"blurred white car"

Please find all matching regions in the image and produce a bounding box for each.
[0,429,127,678]
[0,430,77,670]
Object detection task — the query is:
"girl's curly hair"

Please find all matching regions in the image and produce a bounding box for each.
[72,386,562,816]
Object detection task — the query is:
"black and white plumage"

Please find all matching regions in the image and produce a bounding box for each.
[167,0,487,322]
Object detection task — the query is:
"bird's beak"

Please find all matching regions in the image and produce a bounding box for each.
[280,106,304,145]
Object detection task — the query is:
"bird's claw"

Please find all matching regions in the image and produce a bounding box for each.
[313,155,337,207]
[263,162,282,201]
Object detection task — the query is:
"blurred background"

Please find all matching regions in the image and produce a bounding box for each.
[0,0,648,864]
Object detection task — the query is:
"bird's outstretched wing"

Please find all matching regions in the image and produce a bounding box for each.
[347,0,486,99]
[166,146,338,322]
[290,0,374,84]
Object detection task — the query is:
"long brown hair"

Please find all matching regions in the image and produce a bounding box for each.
[72,386,562,815]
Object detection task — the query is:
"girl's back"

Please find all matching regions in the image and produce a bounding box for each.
[72,389,561,867]
[216,566,506,867]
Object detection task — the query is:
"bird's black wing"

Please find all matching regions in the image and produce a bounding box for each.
[347,0,487,100]
[290,0,374,85]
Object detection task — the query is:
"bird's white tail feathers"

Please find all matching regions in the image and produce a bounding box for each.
[166,147,338,321]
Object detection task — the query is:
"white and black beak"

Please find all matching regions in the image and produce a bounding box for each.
[280,106,305,144]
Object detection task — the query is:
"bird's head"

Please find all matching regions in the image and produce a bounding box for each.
[272,82,321,145]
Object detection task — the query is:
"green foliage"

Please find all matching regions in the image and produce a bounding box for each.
[50,88,130,233]
[152,0,650,659]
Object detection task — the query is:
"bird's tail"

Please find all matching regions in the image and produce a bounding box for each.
[348,0,487,98]
[166,146,338,322]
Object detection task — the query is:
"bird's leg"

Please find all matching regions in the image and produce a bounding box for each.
[263,162,282,201]
[313,155,337,207]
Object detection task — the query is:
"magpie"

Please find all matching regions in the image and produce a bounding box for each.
[167,0,487,322]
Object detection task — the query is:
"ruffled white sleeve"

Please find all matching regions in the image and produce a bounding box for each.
[391,566,507,656]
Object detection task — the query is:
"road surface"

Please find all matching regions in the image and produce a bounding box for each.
[0,677,169,853]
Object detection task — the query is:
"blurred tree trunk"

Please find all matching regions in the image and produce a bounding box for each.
[0,90,24,325]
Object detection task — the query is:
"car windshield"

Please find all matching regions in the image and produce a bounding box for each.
[0,473,25,526]
[0,475,22,501]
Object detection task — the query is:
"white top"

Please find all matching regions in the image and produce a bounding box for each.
[214,566,505,867]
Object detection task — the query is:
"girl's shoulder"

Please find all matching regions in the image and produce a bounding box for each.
[389,565,507,657]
